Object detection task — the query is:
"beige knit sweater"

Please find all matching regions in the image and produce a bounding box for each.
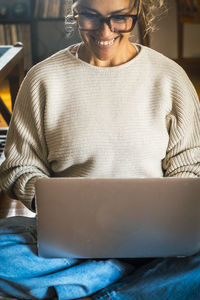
[0,44,200,211]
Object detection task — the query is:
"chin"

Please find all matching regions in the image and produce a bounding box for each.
[89,37,121,61]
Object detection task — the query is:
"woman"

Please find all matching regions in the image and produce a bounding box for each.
[0,0,200,299]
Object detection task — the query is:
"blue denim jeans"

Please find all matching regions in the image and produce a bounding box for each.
[0,216,200,300]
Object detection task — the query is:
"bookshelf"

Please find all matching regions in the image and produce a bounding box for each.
[34,0,66,19]
[0,0,67,71]
[0,21,33,71]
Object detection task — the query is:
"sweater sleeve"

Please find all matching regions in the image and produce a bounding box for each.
[162,69,200,178]
[0,69,50,211]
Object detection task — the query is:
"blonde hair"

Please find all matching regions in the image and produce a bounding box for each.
[140,0,168,35]
[65,0,168,37]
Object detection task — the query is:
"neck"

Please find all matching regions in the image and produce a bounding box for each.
[79,41,137,67]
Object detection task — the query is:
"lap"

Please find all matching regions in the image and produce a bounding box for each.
[0,217,134,299]
[1,216,200,300]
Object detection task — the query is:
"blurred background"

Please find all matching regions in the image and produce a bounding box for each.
[34,0,200,62]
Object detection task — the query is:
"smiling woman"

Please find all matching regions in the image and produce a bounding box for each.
[74,0,140,66]
[0,0,200,299]
[65,0,167,66]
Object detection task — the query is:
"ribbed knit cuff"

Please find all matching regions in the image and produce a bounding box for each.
[169,172,198,178]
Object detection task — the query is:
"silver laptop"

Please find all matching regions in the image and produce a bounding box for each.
[35,177,200,259]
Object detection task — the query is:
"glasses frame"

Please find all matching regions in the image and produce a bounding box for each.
[73,13,138,33]
[73,1,140,33]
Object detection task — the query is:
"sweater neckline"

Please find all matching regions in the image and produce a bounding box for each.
[66,42,144,71]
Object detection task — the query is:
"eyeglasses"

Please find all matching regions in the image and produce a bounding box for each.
[73,12,139,33]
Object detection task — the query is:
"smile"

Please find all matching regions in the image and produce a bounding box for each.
[92,36,119,49]
[97,39,115,46]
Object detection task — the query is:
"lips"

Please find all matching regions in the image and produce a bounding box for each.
[91,36,119,48]
[97,39,115,46]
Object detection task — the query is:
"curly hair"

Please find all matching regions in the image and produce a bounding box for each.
[64,0,168,38]
[140,0,168,35]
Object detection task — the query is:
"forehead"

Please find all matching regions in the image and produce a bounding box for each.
[77,0,133,14]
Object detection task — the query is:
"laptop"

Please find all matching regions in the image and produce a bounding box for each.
[35,177,200,259]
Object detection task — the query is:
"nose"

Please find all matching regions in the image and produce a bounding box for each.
[98,21,112,37]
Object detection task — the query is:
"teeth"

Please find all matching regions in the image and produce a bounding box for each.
[97,39,115,46]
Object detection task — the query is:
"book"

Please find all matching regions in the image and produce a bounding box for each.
[4,25,12,45]
[47,0,54,18]
[55,0,61,18]
[10,24,18,45]
[17,24,32,70]
[52,0,59,18]
[60,0,66,18]
[38,0,45,18]
[43,0,49,18]
[47,0,62,18]
[33,0,64,19]
[34,0,40,17]
[0,25,5,45]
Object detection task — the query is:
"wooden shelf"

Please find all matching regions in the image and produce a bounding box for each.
[35,17,64,21]
[0,19,31,24]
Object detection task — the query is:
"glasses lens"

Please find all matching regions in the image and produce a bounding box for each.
[76,13,137,32]
[78,13,100,30]
[110,15,135,32]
